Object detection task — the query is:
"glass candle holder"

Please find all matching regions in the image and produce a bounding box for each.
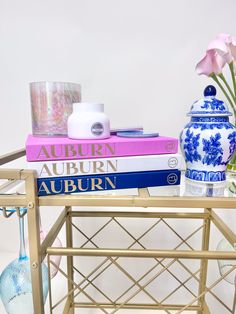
[30,81,81,136]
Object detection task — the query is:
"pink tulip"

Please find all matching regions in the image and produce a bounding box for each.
[229,36,236,62]
[196,33,236,76]
[208,33,236,66]
[196,49,226,76]
[217,33,231,44]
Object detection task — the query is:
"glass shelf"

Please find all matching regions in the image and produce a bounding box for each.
[149,172,236,198]
[1,171,236,200]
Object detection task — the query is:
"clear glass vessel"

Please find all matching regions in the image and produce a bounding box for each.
[30,81,81,136]
[216,238,236,285]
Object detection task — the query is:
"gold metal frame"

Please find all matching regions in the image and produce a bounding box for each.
[0,149,236,313]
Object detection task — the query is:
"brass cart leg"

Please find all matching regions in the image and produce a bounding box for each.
[197,208,211,314]
[64,206,75,314]
[203,303,211,313]
[24,170,45,314]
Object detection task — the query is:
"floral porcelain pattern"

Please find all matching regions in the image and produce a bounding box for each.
[200,98,225,111]
[202,133,224,166]
[180,85,236,182]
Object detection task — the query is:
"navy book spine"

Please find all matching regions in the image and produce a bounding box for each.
[37,169,181,196]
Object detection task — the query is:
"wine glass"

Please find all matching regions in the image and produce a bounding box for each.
[217,238,236,312]
[0,208,48,314]
[216,238,236,284]
[4,174,62,279]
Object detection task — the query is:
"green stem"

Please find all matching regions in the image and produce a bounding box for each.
[210,73,236,118]
[218,72,236,104]
[230,151,236,164]
[229,62,236,100]
[227,150,236,172]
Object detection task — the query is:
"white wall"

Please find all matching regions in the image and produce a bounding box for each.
[0,0,236,313]
[1,0,236,154]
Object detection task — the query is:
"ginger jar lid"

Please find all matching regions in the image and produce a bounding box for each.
[187,85,232,117]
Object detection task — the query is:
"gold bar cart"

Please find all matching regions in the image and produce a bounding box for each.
[0,149,236,313]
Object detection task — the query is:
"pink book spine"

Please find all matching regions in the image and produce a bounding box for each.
[26,136,178,161]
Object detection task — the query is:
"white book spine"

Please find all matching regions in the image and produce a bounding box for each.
[28,154,183,178]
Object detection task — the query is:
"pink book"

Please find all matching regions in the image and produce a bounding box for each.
[25,134,178,162]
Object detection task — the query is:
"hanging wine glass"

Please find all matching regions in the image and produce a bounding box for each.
[0,208,48,314]
[4,167,62,279]
[217,239,236,313]
[216,238,236,284]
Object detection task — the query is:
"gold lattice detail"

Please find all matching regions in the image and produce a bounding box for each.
[47,214,236,313]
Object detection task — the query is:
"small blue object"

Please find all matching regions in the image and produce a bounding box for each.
[204,85,216,97]
[116,131,159,138]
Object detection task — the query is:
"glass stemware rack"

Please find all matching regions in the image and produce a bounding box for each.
[0,148,236,314]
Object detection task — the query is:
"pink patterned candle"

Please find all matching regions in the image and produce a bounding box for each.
[30,81,81,136]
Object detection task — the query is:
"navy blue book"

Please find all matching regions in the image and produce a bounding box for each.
[37,169,181,196]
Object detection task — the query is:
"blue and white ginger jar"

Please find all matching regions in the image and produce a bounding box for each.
[180,85,236,182]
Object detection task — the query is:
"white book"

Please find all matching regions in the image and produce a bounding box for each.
[28,153,183,178]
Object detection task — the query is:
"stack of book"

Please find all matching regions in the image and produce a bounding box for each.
[25,134,182,196]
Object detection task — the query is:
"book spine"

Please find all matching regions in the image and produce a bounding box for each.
[26,138,178,161]
[37,169,181,196]
[29,154,182,178]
